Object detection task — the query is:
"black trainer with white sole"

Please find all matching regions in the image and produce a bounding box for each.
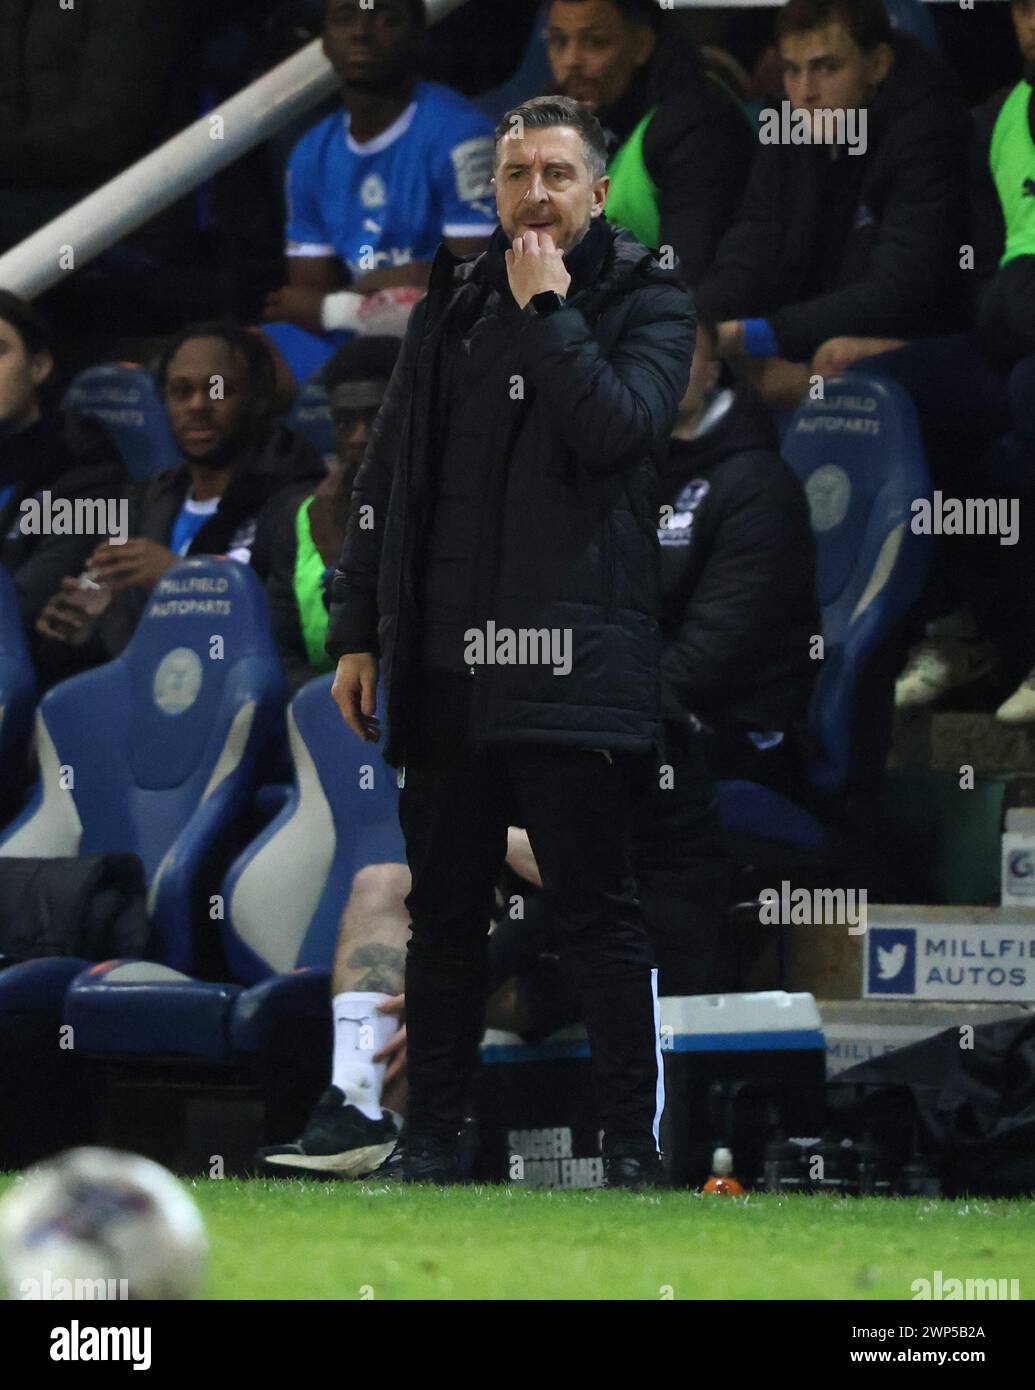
[255,1087,400,1178]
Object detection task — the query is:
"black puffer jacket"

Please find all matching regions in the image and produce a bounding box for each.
[594,43,755,287]
[696,34,971,360]
[326,218,696,768]
[657,386,818,734]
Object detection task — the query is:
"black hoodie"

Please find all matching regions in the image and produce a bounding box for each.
[657,386,818,736]
[697,34,971,360]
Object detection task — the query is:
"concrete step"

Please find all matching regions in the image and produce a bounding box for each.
[818,997,1031,1076]
[891,708,1035,778]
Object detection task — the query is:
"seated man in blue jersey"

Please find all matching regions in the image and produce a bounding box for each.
[32,323,325,685]
[260,0,497,391]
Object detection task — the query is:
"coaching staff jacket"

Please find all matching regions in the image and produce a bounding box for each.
[326,216,695,769]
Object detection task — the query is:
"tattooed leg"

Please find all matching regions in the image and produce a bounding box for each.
[332,863,412,995]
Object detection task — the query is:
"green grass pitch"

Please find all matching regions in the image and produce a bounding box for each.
[6,1174,1032,1300]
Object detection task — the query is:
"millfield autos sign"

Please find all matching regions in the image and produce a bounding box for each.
[863,907,1035,1002]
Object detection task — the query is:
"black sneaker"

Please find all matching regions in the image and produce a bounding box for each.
[364,1132,461,1184]
[603,1152,669,1190]
[255,1087,400,1178]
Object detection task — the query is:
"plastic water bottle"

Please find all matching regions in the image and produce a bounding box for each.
[702,1146,743,1195]
[1001,777,1035,905]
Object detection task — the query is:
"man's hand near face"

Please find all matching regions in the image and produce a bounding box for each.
[87,539,179,593]
[505,230,573,310]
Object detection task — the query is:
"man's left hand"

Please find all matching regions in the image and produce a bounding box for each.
[505,231,572,310]
[87,538,180,592]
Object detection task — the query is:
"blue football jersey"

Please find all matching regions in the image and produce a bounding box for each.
[285,81,497,280]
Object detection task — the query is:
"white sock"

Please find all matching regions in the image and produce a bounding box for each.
[331,992,397,1121]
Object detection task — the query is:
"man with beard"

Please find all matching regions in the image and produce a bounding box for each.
[544,0,754,286]
[696,0,970,409]
[34,324,325,678]
[261,0,497,389]
[326,94,694,1187]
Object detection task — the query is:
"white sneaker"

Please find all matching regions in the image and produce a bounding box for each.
[895,636,999,709]
[996,669,1035,723]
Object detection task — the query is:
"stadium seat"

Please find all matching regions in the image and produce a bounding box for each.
[65,673,404,1056]
[718,374,934,874]
[0,565,37,826]
[0,557,287,975]
[0,558,286,1166]
[61,364,179,481]
[882,0,941,53]
[285,368,334,466]
[60,675,405,1170]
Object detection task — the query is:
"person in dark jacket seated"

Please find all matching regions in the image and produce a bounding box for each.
[544,0,755,286]
[696,0,970,410]
[660,314,819,799]
[869,0,1035,722]
[260,336,401,694]
[33,323,325,683]
[0,292,125,648]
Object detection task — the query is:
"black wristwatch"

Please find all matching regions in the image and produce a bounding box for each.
[529,290,567,318]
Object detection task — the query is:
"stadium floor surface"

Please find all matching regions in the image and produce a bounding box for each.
[4,1174,1032,1300]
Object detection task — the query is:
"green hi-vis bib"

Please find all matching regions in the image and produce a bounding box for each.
[991,80,1035,267]
[295,494,337,674]
[606,106,661,250]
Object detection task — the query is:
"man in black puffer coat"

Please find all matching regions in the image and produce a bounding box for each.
[327,96,694,1187]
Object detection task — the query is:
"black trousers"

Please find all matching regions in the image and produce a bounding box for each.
[398,669,664,1155]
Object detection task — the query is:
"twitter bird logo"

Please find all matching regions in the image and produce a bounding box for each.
[877,943,907,980]
[868,929,915,994]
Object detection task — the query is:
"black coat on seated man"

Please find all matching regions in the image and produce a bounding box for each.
[657,383,819,781]
[696,34,971,362]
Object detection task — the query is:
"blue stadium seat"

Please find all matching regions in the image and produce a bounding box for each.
[0,565,37,824]
[65,674,405,1063]
[882,0,941,53]
[473,4,553,122]
[61,365,179,481]
[718,373,934,854]
[286,368,334,466]
[0,558,287,975]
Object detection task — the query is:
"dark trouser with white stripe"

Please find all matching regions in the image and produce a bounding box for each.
[399,669,664,1156]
